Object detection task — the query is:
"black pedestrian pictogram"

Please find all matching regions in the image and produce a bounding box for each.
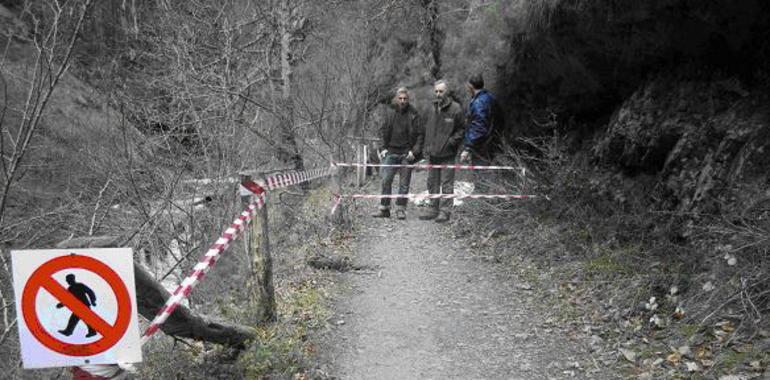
[55,274,98,338]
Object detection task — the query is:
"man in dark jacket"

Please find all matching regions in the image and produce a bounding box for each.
[461,73,499,193]
[419,80,464,222]
[374,87,423,219]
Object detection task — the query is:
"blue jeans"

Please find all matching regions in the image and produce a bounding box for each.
[380,154,413,208]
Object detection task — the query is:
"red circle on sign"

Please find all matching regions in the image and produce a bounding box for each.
[21,255,132,357]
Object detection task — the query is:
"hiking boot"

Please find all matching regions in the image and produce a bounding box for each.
[434,210,451,223]
[418,209,439,220]
[395,209,406,220]
[372,209,390,218]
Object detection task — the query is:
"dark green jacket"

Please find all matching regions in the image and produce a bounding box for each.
[379,104,423,157]
[424,99,464,158]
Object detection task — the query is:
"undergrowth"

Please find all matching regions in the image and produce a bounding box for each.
[454,135,769,378]
[137,184,343,379]
[239,280,331,379]
[236,184,344,379]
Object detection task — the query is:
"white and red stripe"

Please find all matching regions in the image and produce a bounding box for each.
[141,194,265,343]
[261,166,334,191]
[333,162,525,172]
[71,195,266,379]
[73,166,336,379]
[330,192,542,215]
[336,193,539,200]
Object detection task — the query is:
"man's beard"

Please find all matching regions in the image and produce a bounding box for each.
[435,95,449,107]
[397,103,408,111]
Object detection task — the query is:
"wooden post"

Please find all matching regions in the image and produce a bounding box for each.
[330,164,346,226]
[240,174,276,323]
[363,144,368,180]
[355,144,361,188]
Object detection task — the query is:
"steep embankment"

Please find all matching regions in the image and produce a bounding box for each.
[497,0,770,213]
[473,1,770,378]
[0,4,148,240]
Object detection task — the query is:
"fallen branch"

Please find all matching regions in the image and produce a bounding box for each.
[307,254,369,272]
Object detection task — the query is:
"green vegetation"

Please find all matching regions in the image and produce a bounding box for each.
[240,281,331,379]
[678,323,701,339]
[584,252,632,276]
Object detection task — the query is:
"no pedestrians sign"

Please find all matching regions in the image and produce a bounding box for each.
[11,249,142,369]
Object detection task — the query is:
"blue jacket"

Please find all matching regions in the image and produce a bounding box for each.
[464,89,496,153]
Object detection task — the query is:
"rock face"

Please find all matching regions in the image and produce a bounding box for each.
[593,74,770,212]
[498,0,770,211]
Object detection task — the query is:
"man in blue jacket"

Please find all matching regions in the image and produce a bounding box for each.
[461,73,498,192]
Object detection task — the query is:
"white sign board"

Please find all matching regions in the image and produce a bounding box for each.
[11,248,142,369]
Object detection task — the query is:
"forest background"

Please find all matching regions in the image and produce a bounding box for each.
[0,0,767,378]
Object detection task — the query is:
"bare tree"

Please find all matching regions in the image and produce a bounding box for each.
[421,0,444,79]
[0,0,94,226]
[0,1,94,376]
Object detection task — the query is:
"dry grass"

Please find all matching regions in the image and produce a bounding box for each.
[453,135,768,376]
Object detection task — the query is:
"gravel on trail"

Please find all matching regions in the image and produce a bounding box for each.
[318,190,618,380]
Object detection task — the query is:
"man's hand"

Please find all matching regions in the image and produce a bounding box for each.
[460,150,471,163]
[379,149,388,160]
[406,151,415,162]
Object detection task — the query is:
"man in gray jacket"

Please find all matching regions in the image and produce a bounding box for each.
[373,87,423,219]
[419,80,464,222]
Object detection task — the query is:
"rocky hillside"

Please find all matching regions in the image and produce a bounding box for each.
[498,0,770,212]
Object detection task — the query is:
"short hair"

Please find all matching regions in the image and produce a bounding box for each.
[396,87,409,96]
[434,79,449,90]
[468,73,484,89]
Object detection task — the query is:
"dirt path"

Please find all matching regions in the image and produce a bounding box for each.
[319,177,616,379]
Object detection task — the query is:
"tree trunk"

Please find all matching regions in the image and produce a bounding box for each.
[422,0,443,80]
[247,199,276,323]
[278,0,305,174]
[133,263,255,348]
[56,236,256,348]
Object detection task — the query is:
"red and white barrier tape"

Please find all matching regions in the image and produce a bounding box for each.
[263,166,334,190]
[72,365,127,380]
[330,192,542,215]
[333,162,526,173]
[142,188,265,342]
[75,183,267,380]
[75,165,333,379]
[337,193,538,200]
[142,172,323,340]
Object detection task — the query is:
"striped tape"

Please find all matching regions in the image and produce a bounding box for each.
[141,188,265,344]
[77,183,269,378]
[333,162,525,172]
[263,166,334,190]
[75,166,334,378]
[336,193,538,200]
[330,192,542,215]
[142,166,333,341]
